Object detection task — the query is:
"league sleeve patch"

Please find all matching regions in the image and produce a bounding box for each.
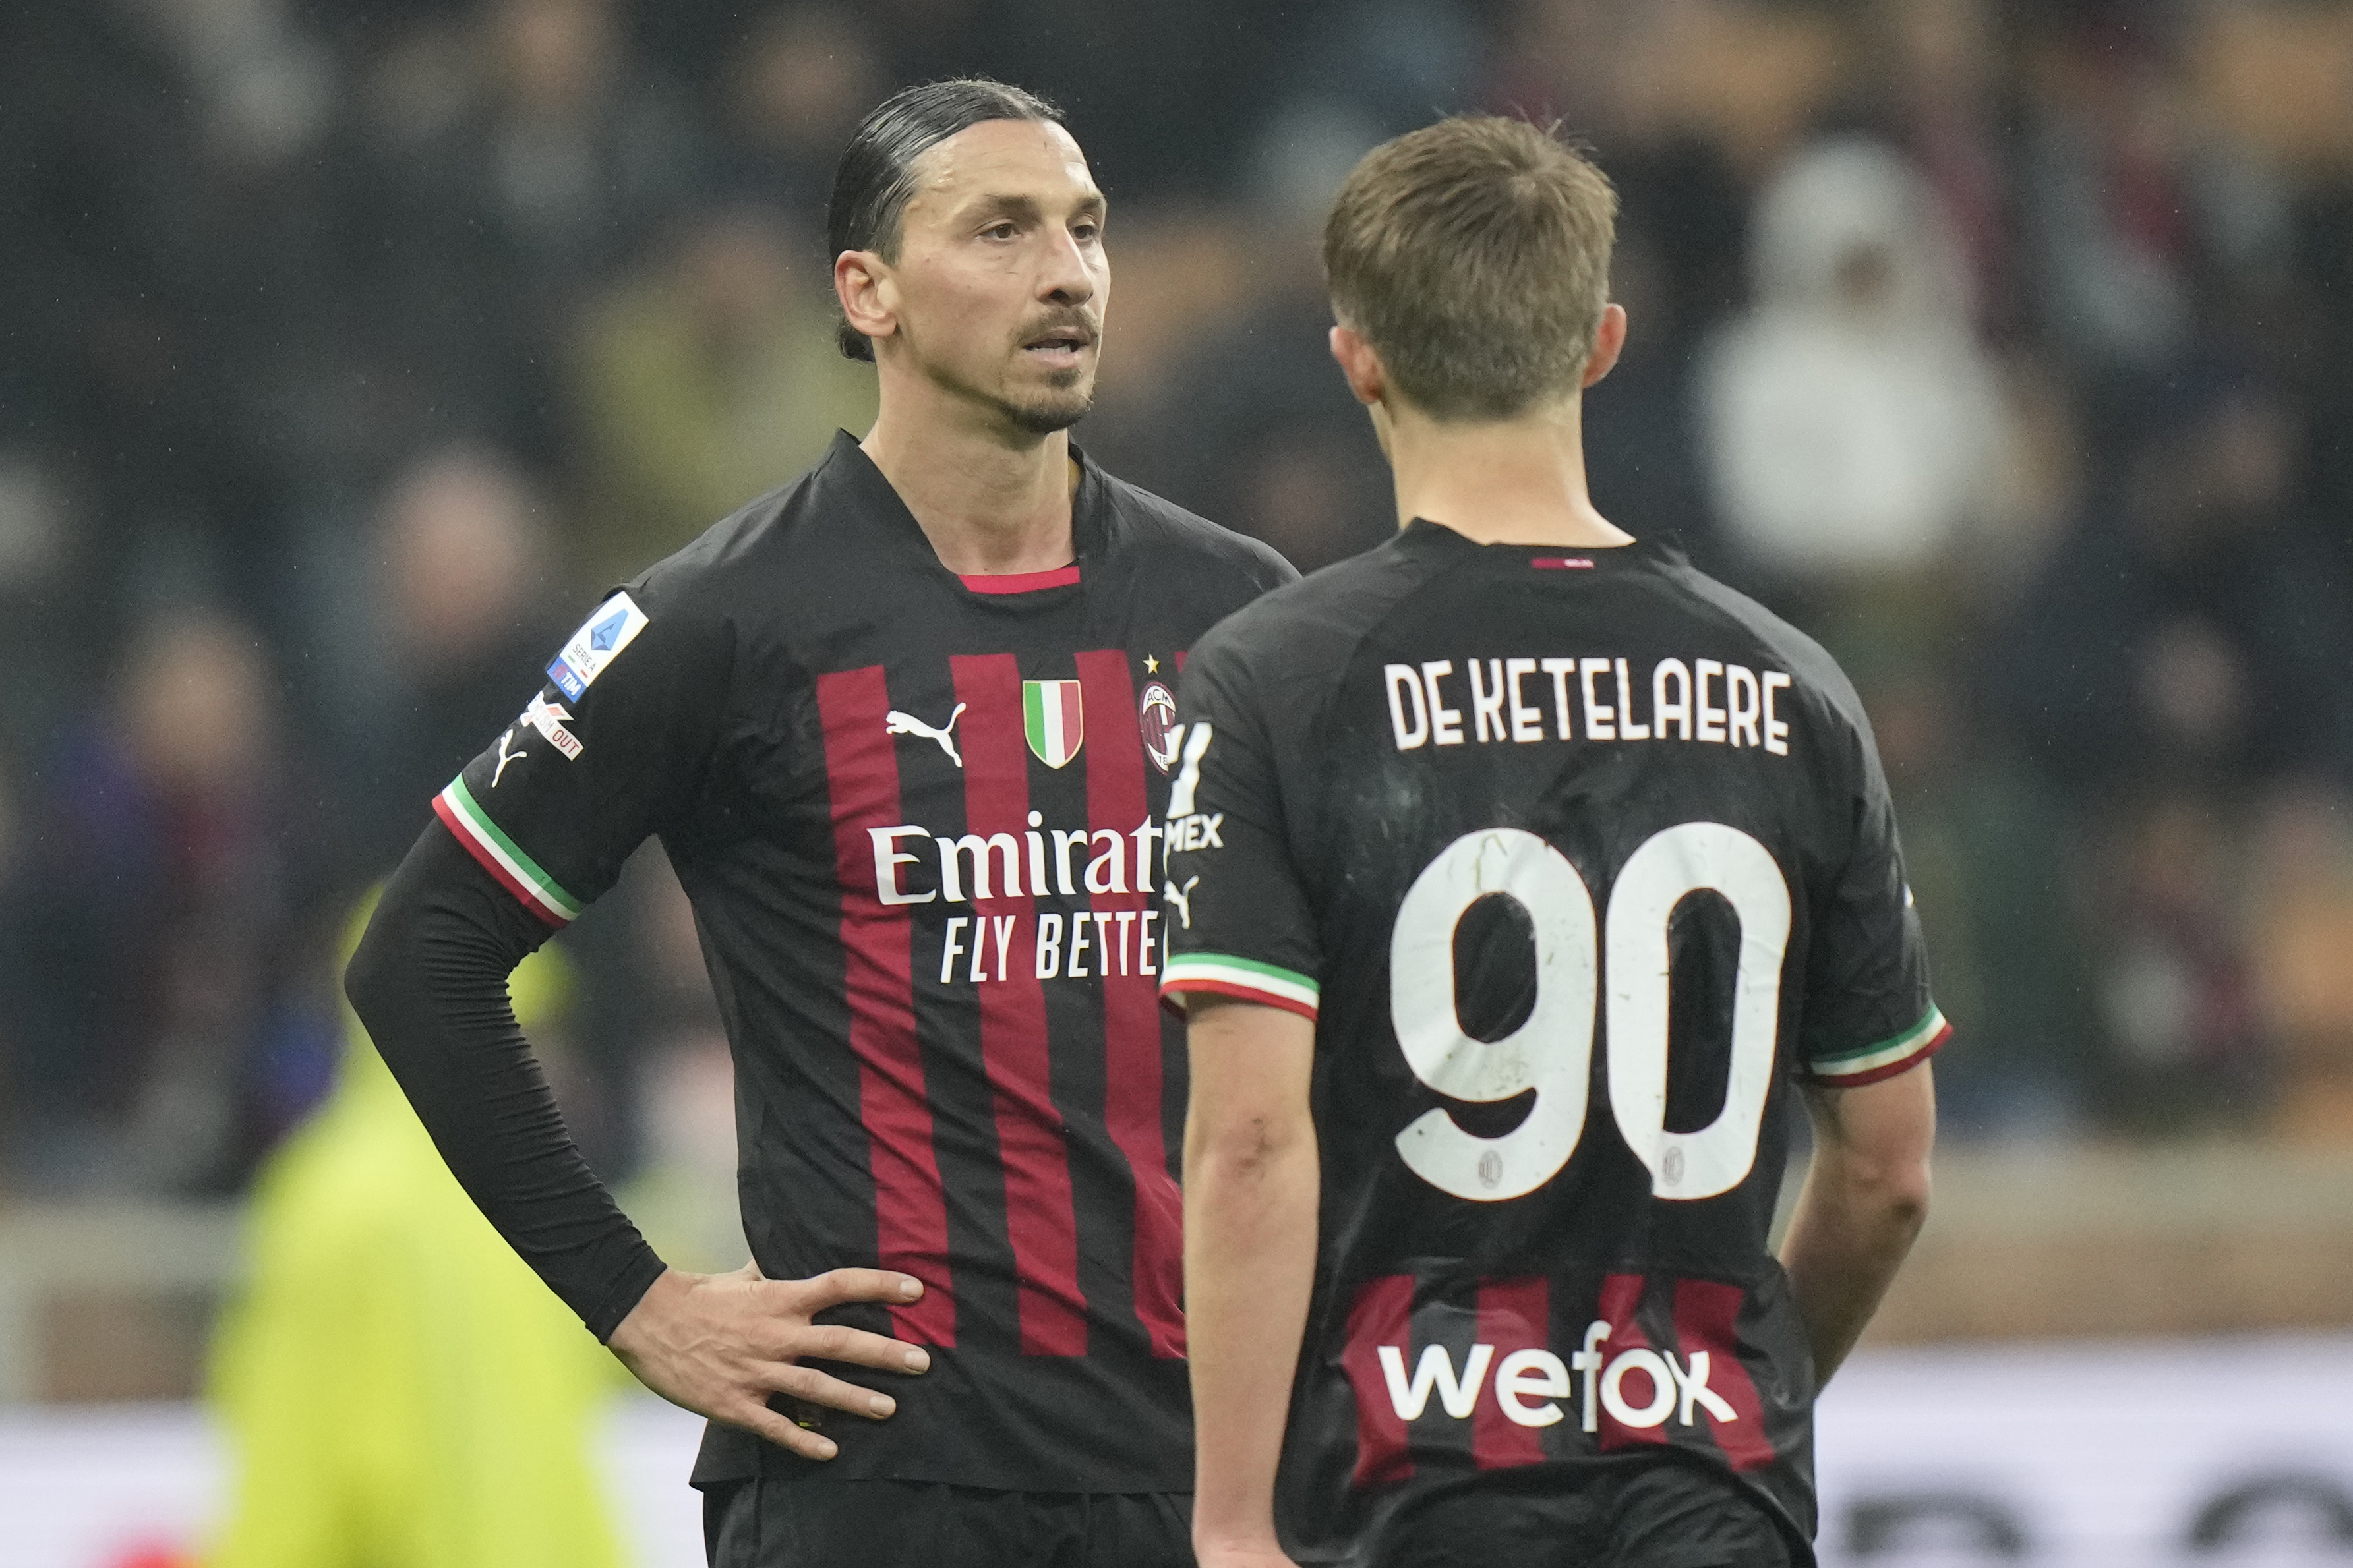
[547,591,650,701]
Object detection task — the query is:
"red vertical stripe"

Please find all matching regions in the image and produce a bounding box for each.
[817,666,955,1345]
[1595,1273,1667,1451]
[952,654,1089,1356]
[1076,649,1187,1358]
[1474,1278,1552,1470]
[1057,679,1086,758]
[1671,1279,1777,1472]
[1340,1275,1417,1488]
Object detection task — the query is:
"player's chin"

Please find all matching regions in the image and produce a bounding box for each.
[1003,384,1096,436]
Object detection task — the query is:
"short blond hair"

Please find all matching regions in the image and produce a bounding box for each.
[1323,116,1619,421]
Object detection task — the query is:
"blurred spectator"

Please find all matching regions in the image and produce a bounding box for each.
[1860,654,2095,1138]
[210,899,625,1567]
[1127,109,1394,571]
[1698,136,2013,629]
[710,7,881,219]
[345,446,568,874]
[1991,376,2353,794]
[568,204,878,587]
[2085,788,2264,1135]
[347,0,698,465]
[0,614,331,1194]
[2248,786,2353,1146]
[1868,0,2018,336]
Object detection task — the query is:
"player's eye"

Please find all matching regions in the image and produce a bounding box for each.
[1073,221,1102,243]
[982,220,1020,241]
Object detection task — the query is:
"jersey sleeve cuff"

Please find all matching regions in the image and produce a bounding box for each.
[433,777,585,928]
[1158,953,1319,1021]
[1803,1002,1950,1088]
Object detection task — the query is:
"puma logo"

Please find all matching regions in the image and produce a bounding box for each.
[885,703,967,768]
[492,726,528,786]
[1163,875,1199,931]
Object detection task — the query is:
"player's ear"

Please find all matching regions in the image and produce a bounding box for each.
[1580,303,1628,390]
[837,250,898,351]
[1329,324,1386,408]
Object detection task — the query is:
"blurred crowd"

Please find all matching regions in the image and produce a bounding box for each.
[3,0,2353,1202]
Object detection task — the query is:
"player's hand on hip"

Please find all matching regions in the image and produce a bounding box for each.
[607,1262,932,1460]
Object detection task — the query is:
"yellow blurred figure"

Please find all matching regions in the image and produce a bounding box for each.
[206,900,626,1567]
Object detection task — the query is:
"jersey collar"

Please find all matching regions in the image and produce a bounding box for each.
[819,430,1107,600]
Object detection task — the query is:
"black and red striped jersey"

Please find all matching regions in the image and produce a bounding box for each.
[1159,521,1946,1561]
[437,432,1293,1491]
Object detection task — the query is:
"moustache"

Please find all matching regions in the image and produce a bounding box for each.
[1017,311,1101,351]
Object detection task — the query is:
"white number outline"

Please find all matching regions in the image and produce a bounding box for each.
[1388,822,1790,1203]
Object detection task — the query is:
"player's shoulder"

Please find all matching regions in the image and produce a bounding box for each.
[1654,552,1871,736]
[1087,460,1298,601]
[611,437,872,631]
[1187,531,1435,699]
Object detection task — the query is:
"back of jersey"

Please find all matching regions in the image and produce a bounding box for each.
[1161,521,1945,1559]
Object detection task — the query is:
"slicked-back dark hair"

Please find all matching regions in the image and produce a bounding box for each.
[827,77,1063,361]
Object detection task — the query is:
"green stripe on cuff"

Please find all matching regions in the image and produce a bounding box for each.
[1160,952,1320,1010]
[1811,1002,1948,1075]
[444,775,585,921]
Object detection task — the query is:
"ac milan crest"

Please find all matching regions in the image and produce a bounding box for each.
[1139,681,1179,773]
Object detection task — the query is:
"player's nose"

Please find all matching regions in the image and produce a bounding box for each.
[1038,225,1097,306]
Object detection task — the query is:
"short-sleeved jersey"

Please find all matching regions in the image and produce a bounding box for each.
[435,432,1294,1492]
[1158,521,1946,1561]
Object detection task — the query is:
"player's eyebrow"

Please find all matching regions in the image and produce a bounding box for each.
[960,189,1108,229]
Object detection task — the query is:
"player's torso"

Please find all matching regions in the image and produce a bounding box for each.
[1266,535,1838,1553]
[672,451,1278,1489]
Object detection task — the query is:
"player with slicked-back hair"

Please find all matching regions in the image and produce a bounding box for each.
[1173,115,1943,1568]
[349,76,1294,1567]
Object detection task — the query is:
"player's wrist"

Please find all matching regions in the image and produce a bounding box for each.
[605,1265,696,1360]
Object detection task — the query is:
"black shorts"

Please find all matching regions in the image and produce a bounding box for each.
[701,1476,1195,1568]
[1358,1465,1804,1568]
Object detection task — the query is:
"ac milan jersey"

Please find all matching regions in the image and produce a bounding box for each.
[436,432,1293,1490]
[1158,521,1946,1561]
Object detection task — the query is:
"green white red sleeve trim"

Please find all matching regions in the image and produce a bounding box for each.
[432,776,585,927]
[1159,952,1319,1020]
[1804,1002,1951,1087]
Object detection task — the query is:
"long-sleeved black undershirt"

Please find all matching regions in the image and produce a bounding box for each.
[345,822,667,1341]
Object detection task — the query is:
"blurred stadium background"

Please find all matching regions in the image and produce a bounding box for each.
[4,0,2353,1561]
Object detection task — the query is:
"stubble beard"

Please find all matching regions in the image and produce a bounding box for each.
[1003,376,1096,436]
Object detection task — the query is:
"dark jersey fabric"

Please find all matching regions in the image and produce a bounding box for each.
[1159,521,1946,1563]
[403,432,1292,1492]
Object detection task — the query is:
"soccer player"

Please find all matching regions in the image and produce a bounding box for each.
[347,78,1292,1567]
[1165,117,1944,1568]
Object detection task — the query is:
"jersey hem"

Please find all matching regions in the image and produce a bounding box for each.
[433,779,583,926]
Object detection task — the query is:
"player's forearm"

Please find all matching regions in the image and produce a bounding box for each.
[1183,1106,1319,1553]
[347,824,668,1339]
[1777,1141,1929,1384]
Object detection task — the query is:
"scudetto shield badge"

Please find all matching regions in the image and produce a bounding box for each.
[1023,679,1085,767]
[1139,681,1179,773]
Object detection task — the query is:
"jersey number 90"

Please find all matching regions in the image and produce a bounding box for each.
[1389,825,1790,1204]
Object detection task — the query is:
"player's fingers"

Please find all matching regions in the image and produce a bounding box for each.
[724,1395,839,1461]
[788,1267,925,1312]
[759,1358,903,1422]
[772,1320,932,1375]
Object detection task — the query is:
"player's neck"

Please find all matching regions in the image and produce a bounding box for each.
[860,385,1077,577]
[1379,395,1632,550]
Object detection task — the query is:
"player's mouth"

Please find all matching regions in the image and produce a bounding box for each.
[1020,324,1096,370]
